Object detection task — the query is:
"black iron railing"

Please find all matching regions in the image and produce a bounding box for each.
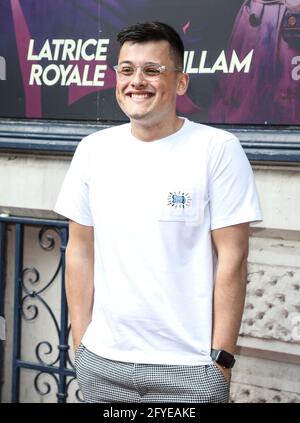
[0,215,82,403]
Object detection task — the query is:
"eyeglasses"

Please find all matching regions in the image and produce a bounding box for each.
[113,63,182,81]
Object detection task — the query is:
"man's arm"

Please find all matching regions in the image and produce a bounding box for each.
[211,222,249,379]
[66,220,94,351]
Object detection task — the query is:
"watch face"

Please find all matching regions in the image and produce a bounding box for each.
[218,350,235,368]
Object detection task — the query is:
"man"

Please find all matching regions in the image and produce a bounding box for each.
[54,21,262,403]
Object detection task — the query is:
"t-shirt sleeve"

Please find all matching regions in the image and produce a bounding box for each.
[208,136,262,230]
[54,139,93,226]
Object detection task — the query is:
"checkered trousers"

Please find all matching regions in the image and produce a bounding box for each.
[74,344,230,403]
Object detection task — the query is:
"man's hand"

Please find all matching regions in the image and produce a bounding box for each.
[213,362,231,383]
[73,341,81,353]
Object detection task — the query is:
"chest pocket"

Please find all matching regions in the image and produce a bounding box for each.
[158,184,206,225]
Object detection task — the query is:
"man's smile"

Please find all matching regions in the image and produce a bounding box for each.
[126,92,155,101]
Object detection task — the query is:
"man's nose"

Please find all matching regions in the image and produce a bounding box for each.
[130,68,146,86]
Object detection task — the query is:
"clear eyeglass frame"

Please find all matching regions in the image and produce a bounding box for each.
[113,63,182,81]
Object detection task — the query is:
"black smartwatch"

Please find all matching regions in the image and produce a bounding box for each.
[211,349,235,369]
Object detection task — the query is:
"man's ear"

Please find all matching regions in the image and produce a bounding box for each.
[176,73,189,96]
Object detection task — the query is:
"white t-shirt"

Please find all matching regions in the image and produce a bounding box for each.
[54,118,262,365]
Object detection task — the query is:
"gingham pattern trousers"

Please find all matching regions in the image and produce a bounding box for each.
[74,344,230,403]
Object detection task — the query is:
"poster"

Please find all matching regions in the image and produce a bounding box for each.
[0,0,300,125]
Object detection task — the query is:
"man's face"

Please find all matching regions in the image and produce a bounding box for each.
[115,40,187,127]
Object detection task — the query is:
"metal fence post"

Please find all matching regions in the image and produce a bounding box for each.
[0,221,6,400]
[57,226,69,403]
[11,223,23,402]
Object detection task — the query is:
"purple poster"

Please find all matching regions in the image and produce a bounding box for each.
[1,0,300,125]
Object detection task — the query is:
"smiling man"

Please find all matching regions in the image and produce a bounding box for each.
[54,21,262,403]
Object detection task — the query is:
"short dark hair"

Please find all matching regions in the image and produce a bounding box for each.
[117,21,184,68]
